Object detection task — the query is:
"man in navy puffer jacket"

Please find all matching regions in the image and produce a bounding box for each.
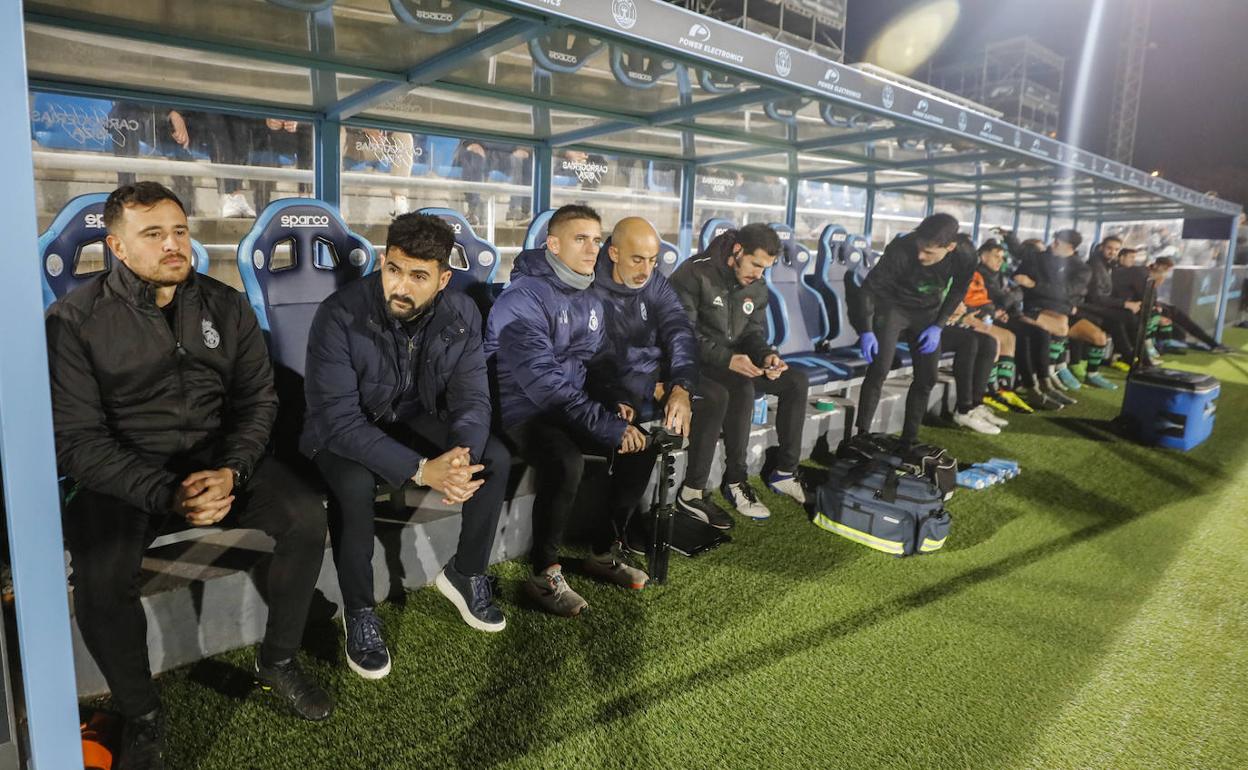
[485,204,656,617]
[303,214,508,680]
[589,217,698,428]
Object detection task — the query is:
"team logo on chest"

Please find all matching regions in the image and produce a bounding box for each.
[589,308,600,331]
[742,299,755,314]
[712,295,725,308]
[558,308,569,325]
[201,318,220,349]
[640,301,648,322]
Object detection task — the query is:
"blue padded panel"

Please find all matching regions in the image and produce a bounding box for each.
[416,207,501,319]
[390,0,473,32]
[235,199,375,376]
[39,193,208,307]
[524,209,554,251]
[763,223,847,382]
[698,218,736,253]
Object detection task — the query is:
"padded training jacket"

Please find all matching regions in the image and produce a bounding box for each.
[300,273,491,487]
[856,232,976,330]
[45,264,276,515]
[589,252,698,417]
[1017,248,1076,315]
[669,243,775,369]
[484,248,628,449]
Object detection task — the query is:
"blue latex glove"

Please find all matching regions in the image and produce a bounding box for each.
[917,325,942,355]
[860,332,878,363]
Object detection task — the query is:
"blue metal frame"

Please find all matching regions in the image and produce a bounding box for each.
[315,117,342,207]
[1,1,83,765]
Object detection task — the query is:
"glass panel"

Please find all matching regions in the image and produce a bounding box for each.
[1101,220,1187,263]
[439,39,698,119]
[31,91,317,290]
[26,24,315,108]
[339,129,533,280]
[1017,211,1047,240]
[979,205,1015,233]
[933,198,974,230]
[26,0,510,75]
[870,192,927,250]
[692,167,787,235]
[362,85,534,139]
[551,151,682,246]
[795,181,867,246]
[578,126,687,159]
[693,102,802,143]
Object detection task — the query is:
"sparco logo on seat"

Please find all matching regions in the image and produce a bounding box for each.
[281,215,331,228]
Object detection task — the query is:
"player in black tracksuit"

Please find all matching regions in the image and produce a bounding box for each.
[852,213,975,443]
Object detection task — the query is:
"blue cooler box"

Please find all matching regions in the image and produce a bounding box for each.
[1120,368,1219,450]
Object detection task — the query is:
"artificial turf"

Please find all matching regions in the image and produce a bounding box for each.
[146,330,1248,769]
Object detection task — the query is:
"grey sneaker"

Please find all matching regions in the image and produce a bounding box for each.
[720,481,771,521]
[524,564,588,617]
[583,542,649,590]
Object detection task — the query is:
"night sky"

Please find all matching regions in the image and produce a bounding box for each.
[843,0,1248,206]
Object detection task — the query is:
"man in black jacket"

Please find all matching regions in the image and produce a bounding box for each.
[46,183,332,769]
[671,223,809,524]
[853,213,974,443]
[302,213,507,679]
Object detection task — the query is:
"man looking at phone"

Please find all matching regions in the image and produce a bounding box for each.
[670,223,810,523]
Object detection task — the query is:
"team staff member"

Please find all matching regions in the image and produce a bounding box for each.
[302,213,508,681]
[46,183,332,769]
[852,213,975,444]
[588,217,697,432]
[485,204,656,617]
[670,223,809,524]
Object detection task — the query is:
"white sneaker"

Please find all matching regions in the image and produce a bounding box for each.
[971,404,1009,428]
[720,481,771,520]
[765,471,806,505]
[221,192,256,218]
[391,194,410,216]
[953,410,1001,435]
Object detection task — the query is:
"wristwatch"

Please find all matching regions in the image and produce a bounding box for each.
[226,464,248,490]
[414,458,428,487]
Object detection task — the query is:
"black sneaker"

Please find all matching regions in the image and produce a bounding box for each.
[435,560,506,633]
[341,608,391,680]
[255,655,334,720]
[119,708,165,770]
[675,490,735,530]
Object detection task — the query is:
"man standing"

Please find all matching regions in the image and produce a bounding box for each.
[671,223,809,524]
[47,183,332,770]
[485,204,655,617]
[852,213,975,444]
[302,213,508,681]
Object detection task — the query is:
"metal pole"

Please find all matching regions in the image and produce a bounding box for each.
[533,142,552,214]
[679,160,696,257]
[1214,214,1241,343]
[314,117,341,208]
[0,1,85,766]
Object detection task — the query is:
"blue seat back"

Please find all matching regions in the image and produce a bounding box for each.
[609,46,676,89]
[599,236,683,279]
[529,30,603,73]
[763,223,827,354]
[39,193,209,308]
[817,227,871,348]
[416,207,500,319]
[524,209,554,251]
[390,0,473,32]
[698,218,736,253]
[236,199,375,376]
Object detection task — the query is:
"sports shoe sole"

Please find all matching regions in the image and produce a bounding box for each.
[435,569,506,633]
[676,497,738,528]
[340,615,392,680]
[582,561,647,591]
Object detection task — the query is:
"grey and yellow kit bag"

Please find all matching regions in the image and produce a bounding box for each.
[814,456,951,556]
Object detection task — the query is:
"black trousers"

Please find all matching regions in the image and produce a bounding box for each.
[314,414,509,613]
[1006,318,1052,387]
[1158,302,1220,348]
[506,419,657,571]
[63,456,327,718]
[685,364,809,489]
[942,326,998,411]
[1078,305,1137,362]
[855,304,941,443]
